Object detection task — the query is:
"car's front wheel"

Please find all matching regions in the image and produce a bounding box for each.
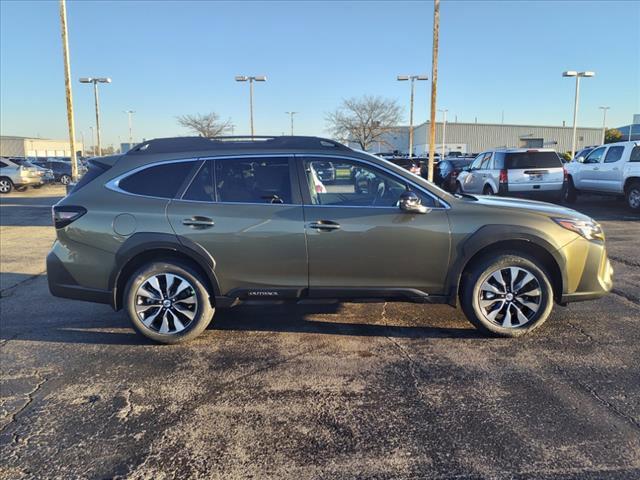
[461,253,554,337]
[625,181,640,211]
[0,177,13,194]
[60,174,71,185]
[124,260,214,344]
[563,178,577,204]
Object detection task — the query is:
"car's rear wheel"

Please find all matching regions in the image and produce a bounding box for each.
[0,177,13,194]
[563,178,577,204]
[482,185,494,195]
[461,253,554,337]
[60,174,71,185]
[625,181,640,211]
[124,260,214,344]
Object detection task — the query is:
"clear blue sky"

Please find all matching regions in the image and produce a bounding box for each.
[1,0,638,148]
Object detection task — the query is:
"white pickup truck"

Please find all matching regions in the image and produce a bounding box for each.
[564,141,640,211]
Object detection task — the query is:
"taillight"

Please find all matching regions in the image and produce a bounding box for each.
[499,169,508,184]
[452,171,459,178]
[52,205,86,229]
[563,167,568,181]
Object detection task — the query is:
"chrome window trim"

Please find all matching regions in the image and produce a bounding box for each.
[105,157,203,200]
[105,152,451,210]
[297,153,451,210]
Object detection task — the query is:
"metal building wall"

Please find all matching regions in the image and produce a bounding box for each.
[411,122,602,154]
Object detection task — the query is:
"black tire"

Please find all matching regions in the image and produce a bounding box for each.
[625,181,640,211]
[482,185,494,195]
[461,253,554,337]
[0,177,13,194]
[455,182,463,195]
[14,186,27,192]
[563,178,577,204]
[32,184,43,189]
[60,175,71,185]
[124,260,214,344]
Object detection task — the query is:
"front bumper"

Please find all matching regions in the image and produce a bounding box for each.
[558,237,613,304]
[15,176,44,187]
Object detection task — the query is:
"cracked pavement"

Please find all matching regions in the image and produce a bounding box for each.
[0,186,639,479]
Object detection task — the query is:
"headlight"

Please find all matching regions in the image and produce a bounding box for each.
[553,217,604,241]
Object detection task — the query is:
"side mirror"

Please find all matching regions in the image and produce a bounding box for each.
[575,156,585,163]
[399,191,429,214]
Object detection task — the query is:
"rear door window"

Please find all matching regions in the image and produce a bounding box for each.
[215,157,293,204]
[505,152,562,169]
[604,146,624,163]
[630,146,640,162]
[118,161,199,198]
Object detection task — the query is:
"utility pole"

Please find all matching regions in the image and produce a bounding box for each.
[599,106,609,145]
[124,110,135,147]
[59,0,78,181]
[285,111,298,136]
[427,0,440,182]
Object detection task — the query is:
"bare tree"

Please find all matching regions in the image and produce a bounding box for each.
[176,112,232,137]
[326,95,403,151]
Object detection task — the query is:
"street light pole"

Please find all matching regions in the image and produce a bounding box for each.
[397,75,428,158]
[438,108,448,158]
[599,106,609,145]
[285,111,298,136]
[89,126,95,156]
[124,110,135,147]
[563,70,595,159]
[79,77,111,156]
[235,75,267,136]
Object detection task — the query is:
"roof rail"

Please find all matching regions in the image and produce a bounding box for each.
[126,136,351,155]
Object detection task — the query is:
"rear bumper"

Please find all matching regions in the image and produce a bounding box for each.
[499,184,564,200]
[47,250,112,305]
[559,238,613,305]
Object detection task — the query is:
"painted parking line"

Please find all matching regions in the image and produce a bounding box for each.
[0,204,54,208]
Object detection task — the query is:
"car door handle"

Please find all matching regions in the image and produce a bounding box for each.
[182,216,215,228]
[593,167,599,170]
[308,221,341,231]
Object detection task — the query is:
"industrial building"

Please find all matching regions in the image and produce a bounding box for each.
[405,121,602,155]
[0,135,83,158]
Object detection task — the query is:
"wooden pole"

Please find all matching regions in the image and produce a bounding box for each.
[428,0,440,182]
[59,0,78,180]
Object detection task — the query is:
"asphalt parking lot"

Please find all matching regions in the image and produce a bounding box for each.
[0,186,639,479]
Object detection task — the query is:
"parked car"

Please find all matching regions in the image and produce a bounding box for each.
[564,141,640,210]
[47,136,611,343]
[8,158,55,185]
[455,148,565,201]
[32,159,83,185]
[387,157,421,176]
[436,158,473,192]
[0,158,47,193]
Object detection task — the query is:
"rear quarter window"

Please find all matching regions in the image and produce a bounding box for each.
[630,146,640,162]
[118,161,199,198]
[505,152,562,169]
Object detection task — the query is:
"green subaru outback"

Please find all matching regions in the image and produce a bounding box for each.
[47,136,613,343]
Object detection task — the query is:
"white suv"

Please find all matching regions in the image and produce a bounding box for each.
[564,141,640,211]
[456,148,565,202]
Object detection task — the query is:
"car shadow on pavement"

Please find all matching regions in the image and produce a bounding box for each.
[0,300,480,346]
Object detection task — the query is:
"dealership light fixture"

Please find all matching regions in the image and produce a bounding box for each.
[562,70,595,159]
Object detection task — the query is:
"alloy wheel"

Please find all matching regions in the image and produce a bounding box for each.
[478,266,541,328]
[61,175,71,185]
[135,273,198,334]
[0,180,10,193]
